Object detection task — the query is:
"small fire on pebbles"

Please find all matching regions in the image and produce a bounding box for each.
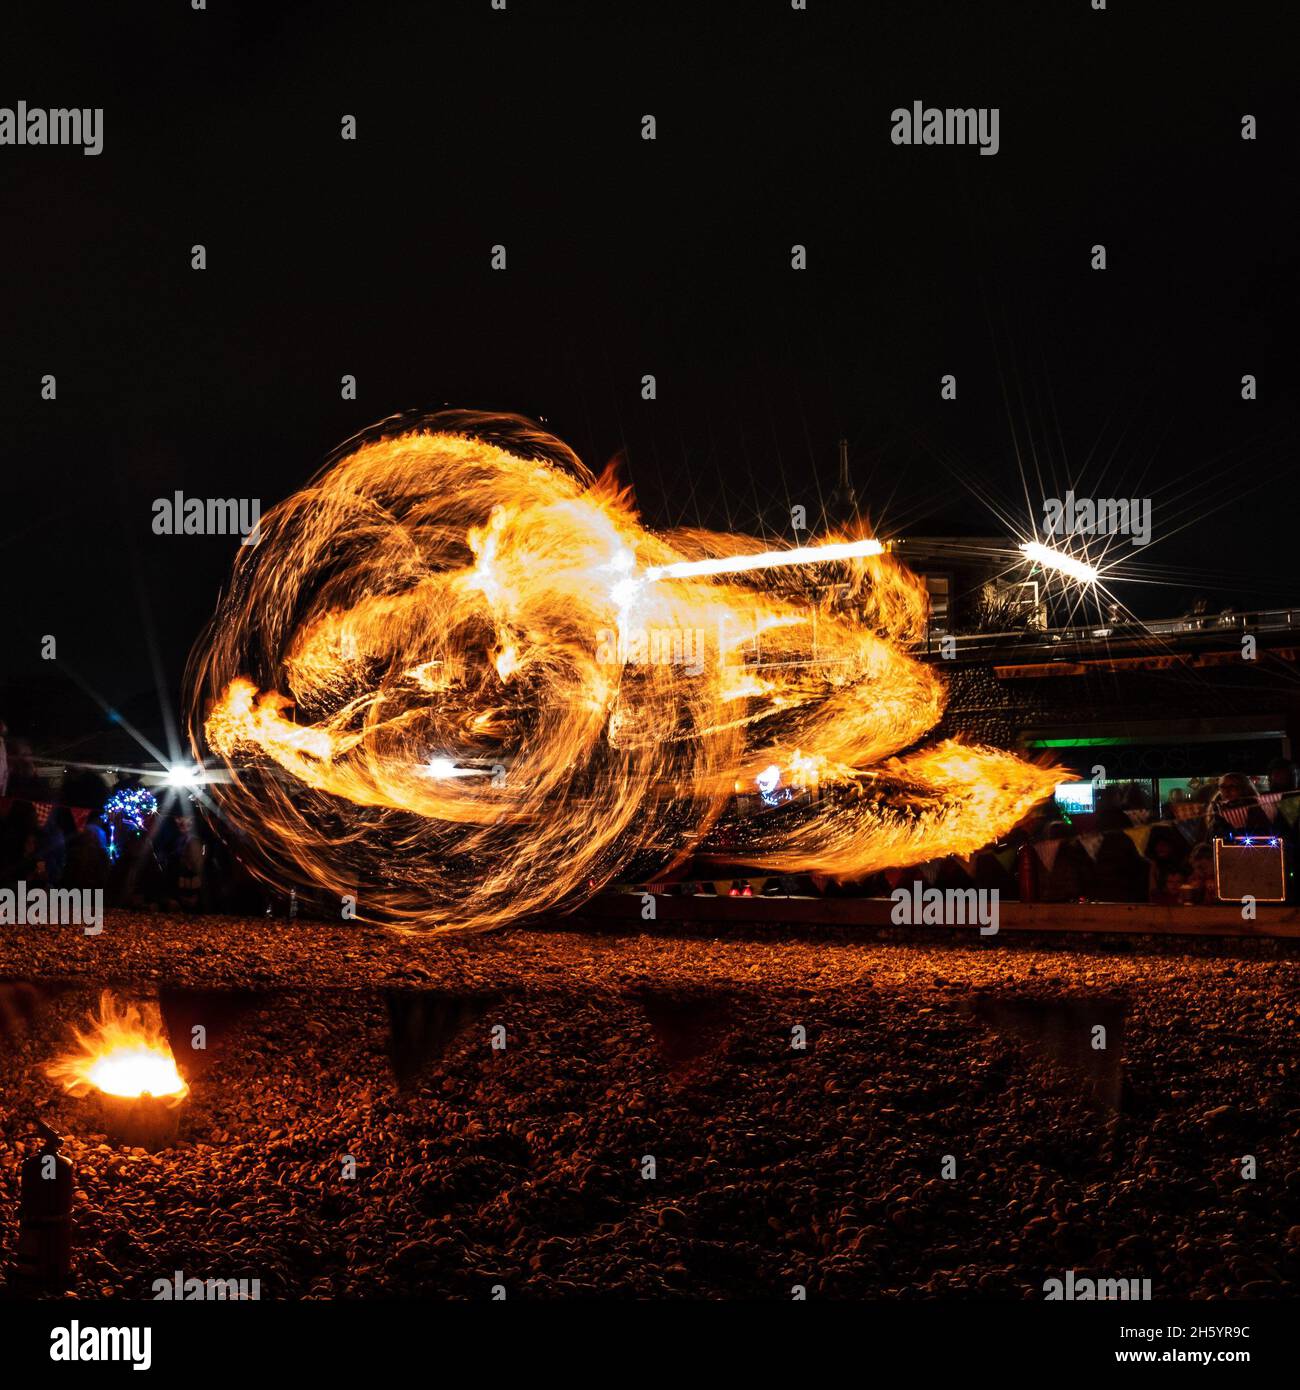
[44,991,189,1149]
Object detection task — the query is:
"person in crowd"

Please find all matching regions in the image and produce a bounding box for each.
[0,801,48,888]
[974,847,1017,900]
[151,810,183,873]
[1146,825,1190,906]
[82,812,108,852]
[110,824,164,908]
[1192,780,1217,815]
[1092,786,1131,833]
[196,823,236,912]
[1039,820,1092,902]
[172,814,206,911]
[1092,830,1148,902]
[1258,758,1300,902]
[1208,772,1272,839]
[37,808,69,886]
[1119,782,1152,818]
[1009,807,1048,850]
[2,738,43,801]
[62,814,110,893]
[0,799,32,877]
[1162,785,1188,822]
[1185,842,1218,904]
[936,856,975,892]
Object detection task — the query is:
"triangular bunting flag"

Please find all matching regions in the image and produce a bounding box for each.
[1124,824,1153,855]
[1033,839,1062,873]
[1078,833,1104,860]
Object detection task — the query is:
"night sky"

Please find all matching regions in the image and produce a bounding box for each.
[1,0,1293,743]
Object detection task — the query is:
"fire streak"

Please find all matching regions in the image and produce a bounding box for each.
[644,537,885,583]
[188,411,1060,933]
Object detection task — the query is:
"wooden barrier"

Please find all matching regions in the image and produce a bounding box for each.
[578,892,1300,939]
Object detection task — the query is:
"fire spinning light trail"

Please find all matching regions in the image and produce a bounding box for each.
[188,411,1061,933]
[643,537,884,583]
[1017,541,1099,585]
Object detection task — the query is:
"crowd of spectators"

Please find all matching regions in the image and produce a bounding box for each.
[698,760,1300,906]
[0,717,275,916]
[4,712,1299,914]
[0,788,276,916]
[861,759,1300,907]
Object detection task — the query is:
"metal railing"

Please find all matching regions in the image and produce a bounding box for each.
[739,607,1300,670]
[919,607,1300,659]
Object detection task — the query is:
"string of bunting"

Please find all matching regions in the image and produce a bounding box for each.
[0,796,95,832]
[911,792,1300,883]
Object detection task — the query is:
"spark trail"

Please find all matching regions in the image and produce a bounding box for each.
[189,411,1059,933]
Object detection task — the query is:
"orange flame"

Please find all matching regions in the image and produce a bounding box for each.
[45,992,188,1101]
[188,411,1061,932]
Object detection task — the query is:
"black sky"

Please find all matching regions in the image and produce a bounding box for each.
[1,0,1294,740]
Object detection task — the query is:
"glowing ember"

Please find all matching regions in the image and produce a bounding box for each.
[45,992,188,1101]
[189,410,1062,933]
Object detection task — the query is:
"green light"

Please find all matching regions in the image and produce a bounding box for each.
[1029,737,1132,748]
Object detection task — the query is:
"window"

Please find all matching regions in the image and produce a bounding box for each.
[922,573,950,627]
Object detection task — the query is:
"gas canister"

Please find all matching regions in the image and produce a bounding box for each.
[15,1122,73,1290]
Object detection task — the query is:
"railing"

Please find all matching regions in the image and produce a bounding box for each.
[918,607,1300,659]
[741,607,1300,670]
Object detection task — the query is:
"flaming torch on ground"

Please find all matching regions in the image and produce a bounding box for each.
[187,411,1062,933]
[45,992,189,1149]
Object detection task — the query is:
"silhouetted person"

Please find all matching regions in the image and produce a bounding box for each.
[3,739,43,801]
[1039,821,1092,902]
[0,802,47,888]
[37,810,68,885]
[1163,786,1188,821]
[1146,826,1190,906]
[63,817,110,893]
[1185,843,1217,904]
[172,815,205,911]
[1208,773,1271,839]
[1092,786,1130,833]
[1092,831,1147,902]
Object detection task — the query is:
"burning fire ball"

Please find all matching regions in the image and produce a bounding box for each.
[44,992,189,1150]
